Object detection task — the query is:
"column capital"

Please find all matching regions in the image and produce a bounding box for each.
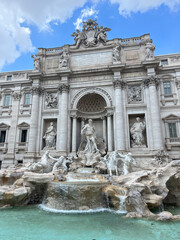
[143,75,159,88]
[58,84,69,93]
[31,86,43,95]
[113,79,126,89]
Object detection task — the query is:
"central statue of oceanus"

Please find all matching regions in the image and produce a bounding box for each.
[78,119,106,167]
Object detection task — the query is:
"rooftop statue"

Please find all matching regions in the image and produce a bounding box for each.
[71,19,111,48]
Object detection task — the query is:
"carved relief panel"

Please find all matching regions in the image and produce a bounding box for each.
[45,92,58,109]
[127,85,143,104]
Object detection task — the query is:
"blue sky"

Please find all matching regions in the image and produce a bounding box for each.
[0,0,180,72]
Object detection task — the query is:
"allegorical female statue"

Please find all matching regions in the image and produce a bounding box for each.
[43,122,56,149]
[130,117,146,147]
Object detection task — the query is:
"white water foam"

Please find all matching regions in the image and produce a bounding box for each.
[66,177,100,182]
[39,204,127,214]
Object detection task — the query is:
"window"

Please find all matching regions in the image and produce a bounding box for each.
[4,95,11,107]
[163,82,172,95]
[21,129,27,142]
[168,123,177,138]
[7,75,12,81]
[17,160,23,164]
[24,93,31,105]
[0,130,6,143]
[161,59,168,66]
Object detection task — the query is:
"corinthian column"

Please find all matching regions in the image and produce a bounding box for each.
[107,113,113,151]
[7,91,21,155]
[59,84,69,153]
[113,78,126,151]
[144,76,163,149]
[28,86,41,153]
[72,115,77,153]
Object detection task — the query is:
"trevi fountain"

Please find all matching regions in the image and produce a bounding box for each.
[0,19,180,240]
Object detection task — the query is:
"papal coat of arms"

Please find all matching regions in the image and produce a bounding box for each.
[71,19,111,48]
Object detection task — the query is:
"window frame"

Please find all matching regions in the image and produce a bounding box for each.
[163,81,172,96]
[24,92,31,105]
[4,94,11,107]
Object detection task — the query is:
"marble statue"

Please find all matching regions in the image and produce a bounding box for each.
[118,152,136,175]
[130,117,146,147]
[145,42,155,60]
[45,93,58,108]
[113,45,121,62]
[106,151,120,176]
[43,122,56,150]
[48,154,73,173]
[71,19,111,48]
[78,119,105,167]
[31,54,40,71]
[71,29,86,48]
[59,49,69,68]
[81,119,99,153]
[28,150,52,173]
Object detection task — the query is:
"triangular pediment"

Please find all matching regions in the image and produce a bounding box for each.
[163,114,179,120]
[18,122,30,128]
[0,122,10,128]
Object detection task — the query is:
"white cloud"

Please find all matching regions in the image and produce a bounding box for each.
[74,7,99,30]
[0,0,89,70]
[109,0,180,16]
[0,0,180,70]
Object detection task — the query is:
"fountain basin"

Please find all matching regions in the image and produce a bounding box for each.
[45,181,108,210]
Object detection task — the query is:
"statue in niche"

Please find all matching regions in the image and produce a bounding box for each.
[45,93,58,108]
[78,119,106,167]
[31,54,41,71]
[130,117,146,147]
[43,122,56,150]
[113,45,121,62]
[145,42,155,60]
[81,119,99,153]
[59,49,69,68]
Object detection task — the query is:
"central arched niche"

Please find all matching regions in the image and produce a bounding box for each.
[75,93,108,151]
[77,93,106,114]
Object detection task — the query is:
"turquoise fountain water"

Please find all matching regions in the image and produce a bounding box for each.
[0,206,180,240]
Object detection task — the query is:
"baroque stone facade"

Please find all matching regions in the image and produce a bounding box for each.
[0,19,180,167]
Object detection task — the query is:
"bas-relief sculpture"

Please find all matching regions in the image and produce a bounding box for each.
[71,19,111,48]
[128,86,142,103]
[43,122,56,150]
[45,93,58,108]
[130,117,146,147]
